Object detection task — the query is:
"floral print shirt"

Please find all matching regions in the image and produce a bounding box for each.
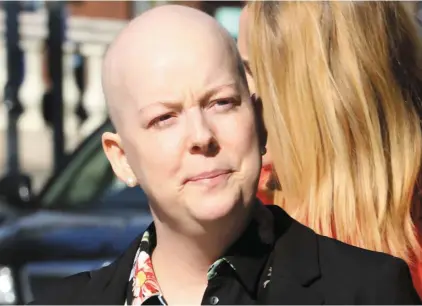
[124,224,235,305]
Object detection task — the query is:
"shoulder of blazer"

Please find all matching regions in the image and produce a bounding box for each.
[27,231,146,305]
[27,270,92,305]
[265,206,421,304]
[317,234,421,303]
[266,205,411,280]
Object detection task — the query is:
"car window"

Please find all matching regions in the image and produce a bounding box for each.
[40,131,113,209]
[39,122,149,211]
[95,176,149,210]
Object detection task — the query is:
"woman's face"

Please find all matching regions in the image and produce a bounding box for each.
[237,6,272,166]
[103,30,263,228]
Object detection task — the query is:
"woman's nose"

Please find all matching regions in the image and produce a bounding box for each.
[187,112,219,156]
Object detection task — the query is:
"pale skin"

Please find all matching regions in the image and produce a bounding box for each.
[238,6,272,167]
[101,5,265,305]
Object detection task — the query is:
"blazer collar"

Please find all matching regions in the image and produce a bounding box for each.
[264,205,324,304]
[201,203,324,303]
[224,203,275,297]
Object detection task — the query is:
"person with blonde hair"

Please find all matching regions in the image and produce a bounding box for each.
[246,1,422,296]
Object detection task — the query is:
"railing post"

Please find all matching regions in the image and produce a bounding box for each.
[79,42,106,138]
[46,1,66,172]
[3,1,24,175]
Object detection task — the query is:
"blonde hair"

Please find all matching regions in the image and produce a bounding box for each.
[249,1,422,264]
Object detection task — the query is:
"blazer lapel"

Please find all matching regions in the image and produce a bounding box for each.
[263,206,325,305]
[264,276,324,305]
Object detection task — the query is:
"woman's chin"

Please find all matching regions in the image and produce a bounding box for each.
[186,192,246,223]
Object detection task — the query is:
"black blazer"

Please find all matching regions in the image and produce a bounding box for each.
[30,205,421,305]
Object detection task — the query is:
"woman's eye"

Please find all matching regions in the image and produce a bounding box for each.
[216,99,232,106]
[212,98,239,111]
[150,114,175,128]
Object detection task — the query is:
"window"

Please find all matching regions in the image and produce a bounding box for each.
[40,127,113,210]
[96,177,149,210]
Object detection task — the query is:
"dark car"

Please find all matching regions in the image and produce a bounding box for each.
[0,120,152,305]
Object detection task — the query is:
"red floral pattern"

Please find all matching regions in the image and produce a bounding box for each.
[126,225,237,304]
[132,250,162,305]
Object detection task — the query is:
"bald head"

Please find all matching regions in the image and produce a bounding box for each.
[102,4,246,131]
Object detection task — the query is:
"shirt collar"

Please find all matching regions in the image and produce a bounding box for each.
[128,224,164,305]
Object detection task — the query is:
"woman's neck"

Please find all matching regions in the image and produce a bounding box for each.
[151,208,253,304]
[151,235,211,305]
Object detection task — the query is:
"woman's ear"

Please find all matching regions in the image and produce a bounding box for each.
[251,94,268,151]
[102,132,137,187]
